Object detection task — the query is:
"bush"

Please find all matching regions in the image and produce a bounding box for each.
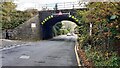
[85,46,120,66]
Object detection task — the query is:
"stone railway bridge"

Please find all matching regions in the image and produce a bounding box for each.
[4,2,88,40]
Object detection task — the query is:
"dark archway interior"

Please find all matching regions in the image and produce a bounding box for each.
[41,15,79,39]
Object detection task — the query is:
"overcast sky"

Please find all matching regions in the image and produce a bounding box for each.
[14,0,80,11]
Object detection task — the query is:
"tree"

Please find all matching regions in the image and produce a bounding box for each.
[1,2,38,30]
[76,2,120,66]
[53,22,63,36]
[1,2,16,29]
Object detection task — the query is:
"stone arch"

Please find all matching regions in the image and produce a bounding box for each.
[41,14,80,39]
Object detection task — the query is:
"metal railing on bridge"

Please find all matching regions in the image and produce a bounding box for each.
[14,1,87,11]
[39,1,87,11]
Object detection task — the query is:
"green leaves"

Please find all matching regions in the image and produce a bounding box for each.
[77,2,120,66]
[53,22,63,35]
[1,2,38,30]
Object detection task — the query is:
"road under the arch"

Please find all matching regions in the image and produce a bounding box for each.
[2,35,78,66]
[41,15,79,40]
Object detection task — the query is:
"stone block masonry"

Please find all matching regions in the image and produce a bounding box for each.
[2,15,42,41]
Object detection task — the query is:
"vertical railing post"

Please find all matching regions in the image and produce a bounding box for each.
[41,1,85,11]
[54,3,58,13]
[73,2,74,9]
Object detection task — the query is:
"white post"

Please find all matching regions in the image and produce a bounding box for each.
[90,22,92,36]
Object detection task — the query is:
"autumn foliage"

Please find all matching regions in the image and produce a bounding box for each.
[77,2,120,66]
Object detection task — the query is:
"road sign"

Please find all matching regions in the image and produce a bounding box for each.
[31,23,36,28]
[58,11,63,15]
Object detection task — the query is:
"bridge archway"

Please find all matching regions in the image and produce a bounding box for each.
[41,14,80,39]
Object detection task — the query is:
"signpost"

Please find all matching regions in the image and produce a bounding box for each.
[90,22,92,36]
[31,23,36,33]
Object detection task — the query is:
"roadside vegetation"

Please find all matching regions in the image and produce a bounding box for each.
[76,2,120,66]
[53,21,74,36]
[53,22,70,36]
[1,2,120,66]
[53,22,64,36]
[0,2,38,30]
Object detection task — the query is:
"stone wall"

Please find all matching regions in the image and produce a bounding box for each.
[2,15,42,41]
[0,23,2,39]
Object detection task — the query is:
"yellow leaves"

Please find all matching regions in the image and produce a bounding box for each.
[110,23,114,27]
[105,52,109,57]
[7,17,11,21]
[115,35,120,39]
[116,25,119,28]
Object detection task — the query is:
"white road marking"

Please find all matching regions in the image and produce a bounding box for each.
[75,42,81,66]
[0,45,22,51]
[19,55,30,59]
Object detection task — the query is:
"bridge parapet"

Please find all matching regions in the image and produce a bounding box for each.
[39,1,87,11]
[39,8,87,24]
